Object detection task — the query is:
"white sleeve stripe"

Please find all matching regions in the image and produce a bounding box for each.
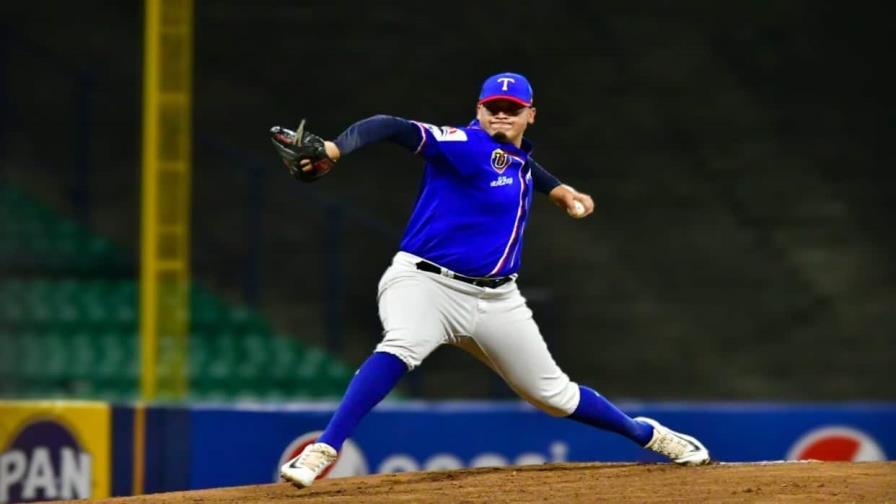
[487,167,528,277]
[410,121,427,154]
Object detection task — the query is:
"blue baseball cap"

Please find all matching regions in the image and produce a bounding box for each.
[478,72,533,107]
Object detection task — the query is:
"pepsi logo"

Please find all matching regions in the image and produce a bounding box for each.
[275,431,368,482]
[0,419,92,502]
[787,426,886,461]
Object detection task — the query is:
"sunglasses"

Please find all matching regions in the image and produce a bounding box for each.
[481,101,529,116]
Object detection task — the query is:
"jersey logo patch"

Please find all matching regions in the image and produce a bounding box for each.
[491,149,511,173]
[490,175,514,187]
[420,123,468,142]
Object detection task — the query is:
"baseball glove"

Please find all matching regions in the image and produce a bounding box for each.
[270,119,335,183]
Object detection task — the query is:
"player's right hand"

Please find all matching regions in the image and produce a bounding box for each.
[549,184,594,219]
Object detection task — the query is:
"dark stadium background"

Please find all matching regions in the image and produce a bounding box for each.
[1,1,892,400]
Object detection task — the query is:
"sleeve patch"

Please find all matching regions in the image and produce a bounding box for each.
[419,123,468,142]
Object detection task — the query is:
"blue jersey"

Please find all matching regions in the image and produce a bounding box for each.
[399,121,534,277]
[334,115,561,278]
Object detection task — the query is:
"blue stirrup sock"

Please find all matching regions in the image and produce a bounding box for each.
[316,351,408,451]
[568,385,654,446]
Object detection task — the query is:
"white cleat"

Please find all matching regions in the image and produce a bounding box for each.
[636,416,711,466]
[280,442,338,488]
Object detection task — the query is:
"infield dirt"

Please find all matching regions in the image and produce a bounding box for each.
[71,461,893,503]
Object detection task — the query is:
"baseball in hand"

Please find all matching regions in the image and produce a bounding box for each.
[568,200,586,217]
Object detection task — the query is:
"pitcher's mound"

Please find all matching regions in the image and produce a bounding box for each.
[92,461,894,503]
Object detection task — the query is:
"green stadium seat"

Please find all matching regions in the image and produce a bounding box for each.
[0,295,24,327]
[0,330,19,394]
[18,331,45,383]
[41,331,70,385]
[67,331,97,382]
[1,186,356,400]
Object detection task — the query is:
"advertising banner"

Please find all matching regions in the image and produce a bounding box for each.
[3,401,891,497]
[185,401,896,490]
[0,401,111,503]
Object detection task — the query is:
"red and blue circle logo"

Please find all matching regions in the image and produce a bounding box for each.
[787,426,886,461]
[275,431,368,483]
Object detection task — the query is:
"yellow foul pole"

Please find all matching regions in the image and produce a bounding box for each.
[140,0,193,400]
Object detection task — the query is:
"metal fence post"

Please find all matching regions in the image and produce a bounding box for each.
[0,23,8,173]
[324,204,345,354]
[72,68,94,225]
[244,160,265,307]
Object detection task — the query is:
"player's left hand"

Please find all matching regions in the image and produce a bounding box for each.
[549,184,594,219]
[270,119,337,183]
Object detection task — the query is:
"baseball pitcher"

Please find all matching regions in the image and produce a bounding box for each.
[272,72,710,488]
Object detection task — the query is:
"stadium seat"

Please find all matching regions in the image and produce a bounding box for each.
[1,187,352,401]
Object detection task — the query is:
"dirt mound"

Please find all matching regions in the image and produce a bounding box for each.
[83,461,893,503]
